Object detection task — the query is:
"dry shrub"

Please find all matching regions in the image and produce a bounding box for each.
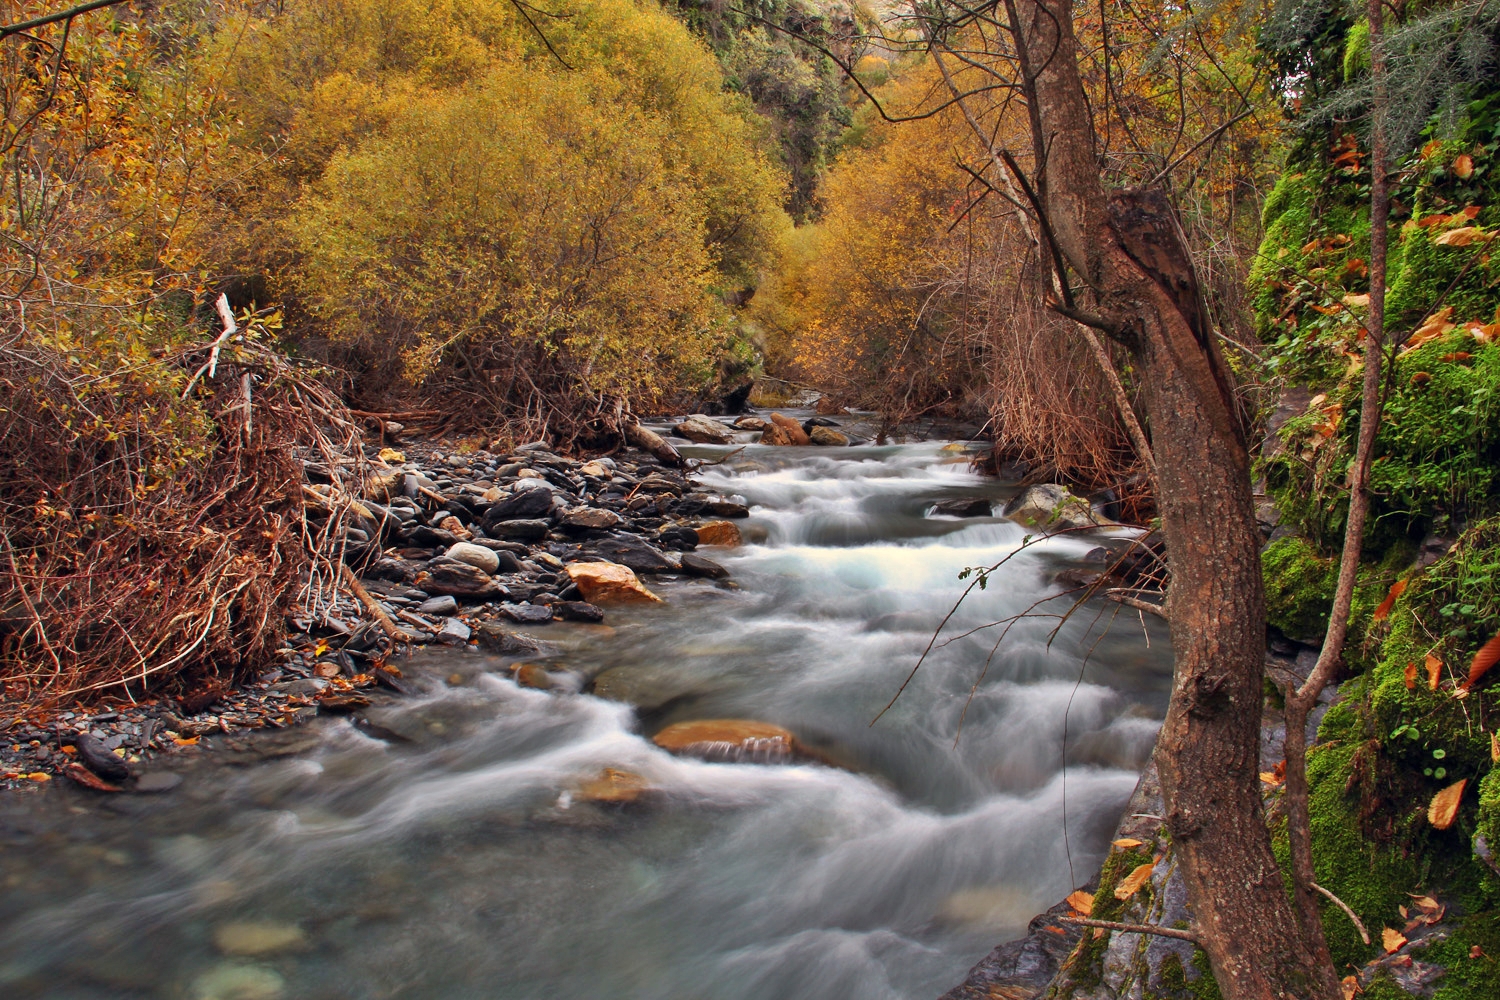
[0,318,364,707]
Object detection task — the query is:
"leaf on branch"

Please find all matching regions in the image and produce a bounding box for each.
[1113,863,1155,901]
[1426,654,1444,690]
[1466,634,1500,689]
[1066,890,1094,916]
[1428,778,1467,830]
[1382,926,1408,953]
[1374,580,1408,622]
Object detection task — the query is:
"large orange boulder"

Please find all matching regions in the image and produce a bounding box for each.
[565,561,662,603]
[767,412,810,446]
[652,719,796,763]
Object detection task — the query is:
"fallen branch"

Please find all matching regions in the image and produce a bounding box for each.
[1058,916,1199,943]
[1105,590,1167,618]
[338,563,405,645]
[181,293,237,399]
[1312,882,1371,945]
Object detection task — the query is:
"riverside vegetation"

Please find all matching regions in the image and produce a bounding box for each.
[4,0,1500,999]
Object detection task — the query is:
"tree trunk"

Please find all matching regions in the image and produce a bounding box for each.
[1008,1,1339,996]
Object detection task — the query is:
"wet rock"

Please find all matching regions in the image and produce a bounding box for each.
[421,558,502,598]
[759,422,795,446]
[417,595,459,616]
[500,603,555,625]
[566,562,662,603]
[808,425,849,447]
[767,412,810,446]
[555,601,605,623]
[475,622,554,656]
[707,499,750,518]
[212,921,307,957]
[444,541,500,574]
[483,489,556,524]
[368,557,415,582]
[512,662,553,689]
[190,962,286,1000]
[436,618,472,645]
[636,473,686,496]
[734,415,768,431]
[694,521,743,547]
[486,518,550,542]
[652,719,795,763]
[680,552,729,579]
[586,535,676,573]
[560,508,625,532]
[74,732,130,782]
[674,414,736,444]
[271,677,329,696]
[656,525,700,551]
[931,498,992,518]
[575,767,651,804]
[403,524,459,548]
[1002,484,1107,533]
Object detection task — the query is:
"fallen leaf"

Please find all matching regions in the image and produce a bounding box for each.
[1374,580,1408,622]
[1383,927,1408,953]
[1428,778,1467,830]
[26,771,50,782]
[1066,890,1094,915]
[1410,371,1432,385]
[1260,770,1284,786]
[1491,731,1499,764]
[172,736,200,746]
[1343,293,1371,308]
[1111,838,1144,849]
[1462,205,1483,220]
[1426,653,1444,690]
[61,763,121,793]
[1404,661,1418,689]
[1454,154,1474,179]
[1341,974,1360,1000]
[377,447,406,464]
[1433,226,1493,247]
[1440,351,1472,363]
[1113,862,1155,901]
[1466,634,1500,689]
[1472,944,1487,959]
[1417,213,1451,228]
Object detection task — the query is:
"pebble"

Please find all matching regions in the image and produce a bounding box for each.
[417,595,459,616]
[436,618,472,645]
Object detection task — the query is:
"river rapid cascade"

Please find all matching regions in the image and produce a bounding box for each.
[0,417,1174,1000]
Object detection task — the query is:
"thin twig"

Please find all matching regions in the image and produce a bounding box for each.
[1058,916,1199,942]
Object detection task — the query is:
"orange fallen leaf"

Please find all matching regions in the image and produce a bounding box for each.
[1491,731,1499,764]
[1404,661,1418,690]
[1341,974,1360,1000]
[1111,838,1143,849]
[172,736,200,746]
[1426,653,1444,690]
[1433,226,1493,247]
[1113,862,1155,901]
[26,771,50,782]
[1382,927,1408,953]
[61,763,121,793]
[1374,580,1408,622]
[1417,213,1451,228]
[1453,154,1474,179]
[1466,634,1500,689]
[1472,944,1487,959]
[1411,371,1433,385]
[1462,205,1483,220]
[1066,890,1094,915]
[1441,352,1473,363]
[1260,770,1284,786]
[1428,778,1467,830]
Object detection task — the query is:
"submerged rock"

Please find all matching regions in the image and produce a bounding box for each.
[652,719,795,763]
[190,962,286,1000]
[574,767,651,804]
[931,498,992,518]
[212,921,307,957]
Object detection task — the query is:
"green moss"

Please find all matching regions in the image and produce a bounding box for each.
[1481,768,1500,861]
[1342,19,1370,81]
[1263,536,1339,643]
[1052,847,1157,996]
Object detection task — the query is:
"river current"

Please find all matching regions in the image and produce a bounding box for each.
[0,424,1173,1000]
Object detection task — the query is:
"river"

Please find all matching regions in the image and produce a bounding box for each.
[0,422,1173,1000]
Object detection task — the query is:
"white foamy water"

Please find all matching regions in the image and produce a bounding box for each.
[0,426,1172,1000]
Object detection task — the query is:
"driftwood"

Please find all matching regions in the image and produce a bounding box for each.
[624,422,683,468]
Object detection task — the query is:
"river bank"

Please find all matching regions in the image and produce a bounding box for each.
[1,410,1172,1000]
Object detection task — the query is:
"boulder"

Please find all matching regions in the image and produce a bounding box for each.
[809,426,849,447]
[651,719,796,763]
[586,534,677,573]
[930,498,993,518]
[486,518,550,542]
[734,415,768,431]
[674,414,736,444]
[566,562,662,604]
[420,558,502,598]
[680,552,729,579]
[483,489,556,524]
[560,508,625,531]
[655,525,700,551]
[1001,484,1106,533]
[555,601,606,623]
[444,541,500,574]
[694,521,743,547]
[765,412,810,446]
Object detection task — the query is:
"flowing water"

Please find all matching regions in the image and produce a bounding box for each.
[0,426,1174,1000]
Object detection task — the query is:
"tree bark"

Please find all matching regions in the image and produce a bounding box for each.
[1007,1,1339,995]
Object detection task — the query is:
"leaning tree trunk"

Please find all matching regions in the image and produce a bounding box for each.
[1007,1,1340,996]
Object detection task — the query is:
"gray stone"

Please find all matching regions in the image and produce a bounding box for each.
[422,558,501,597]
[560,507,625,531]
[1001,484,1106,533]
[417,595,459,616]
[436,618,471,645]
[554,601,605,623]
[930,497,992,518]
[674,414,736,444]
[475,623,556,657]
[444,541,500,574]
[585,534,676,573]
[483,488,557,524]
[500,603,555,625]
[679,552,729,579]
[487,519,550,542]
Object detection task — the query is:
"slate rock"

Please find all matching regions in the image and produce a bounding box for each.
[555,601,605,623]
[436,618,472,645]
[483,489,556,524]
[931,498,993,518]
[417,595,459,616]
[500,603,556,625]
[487,519,550,542]
[475,623,555,656]
[585,534,676,573]
[680,552,729,579]
[656,526,700,551]
[421,558,501,597]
